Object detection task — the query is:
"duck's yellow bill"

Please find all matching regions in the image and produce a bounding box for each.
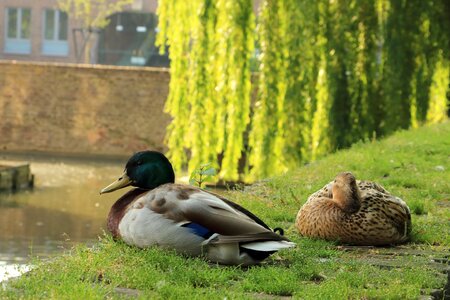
[100,171,132,194]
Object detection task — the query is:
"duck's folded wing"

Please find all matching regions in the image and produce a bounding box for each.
[164,190,280,237]
[385,198,412,237]
[203,191,272,230]
[146,186,289,241]
[179,197,272,236]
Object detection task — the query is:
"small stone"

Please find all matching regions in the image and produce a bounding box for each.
[156,280,166,289]
[114,287,140,297]
[434,166,445,171]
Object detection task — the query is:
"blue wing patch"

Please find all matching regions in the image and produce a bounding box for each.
[181,222,214,239]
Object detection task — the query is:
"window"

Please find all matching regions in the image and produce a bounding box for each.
[4,8,31,54]
[42,9,68,56]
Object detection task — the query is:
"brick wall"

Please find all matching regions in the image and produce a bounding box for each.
[0,60,171,156]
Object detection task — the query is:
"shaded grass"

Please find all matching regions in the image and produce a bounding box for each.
[1,121,449,299]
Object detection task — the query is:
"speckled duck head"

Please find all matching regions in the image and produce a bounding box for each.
[100,151,175,193]
[331,172,361,213]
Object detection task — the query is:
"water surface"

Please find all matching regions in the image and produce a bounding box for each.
[0,153,127,281]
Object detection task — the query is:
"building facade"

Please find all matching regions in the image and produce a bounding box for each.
[0,0,159,65]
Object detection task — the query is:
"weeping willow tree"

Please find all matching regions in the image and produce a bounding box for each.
[156,0,254,180]
[249,0,333,178]
[214,1,255,180]
[157,0,449,181]
[248,0,290,179]
[321,0,383,148]
[382,0,449,133]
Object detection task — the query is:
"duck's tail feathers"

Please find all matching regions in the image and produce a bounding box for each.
[206,231,291,245]
[241,240,296,252]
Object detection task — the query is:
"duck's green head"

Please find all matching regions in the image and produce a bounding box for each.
[100,151,175,194]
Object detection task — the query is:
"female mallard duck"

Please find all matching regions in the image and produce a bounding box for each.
[100,151,295,265]
[295,172,412,245]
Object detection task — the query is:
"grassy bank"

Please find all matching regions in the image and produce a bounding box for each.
[2,122,449,299]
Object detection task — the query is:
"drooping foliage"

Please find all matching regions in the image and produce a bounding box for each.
[157,0,449,181]
[249,0,291,178]
[157,0,254,181]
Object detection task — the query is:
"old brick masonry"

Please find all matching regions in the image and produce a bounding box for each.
[0,61,171,157]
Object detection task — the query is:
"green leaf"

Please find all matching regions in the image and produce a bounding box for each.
[202,175,214,183]
[201,167,216,176]
[199,163,212,169]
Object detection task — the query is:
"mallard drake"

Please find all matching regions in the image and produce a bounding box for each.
[295,172,411,245]
[100,151,295,265]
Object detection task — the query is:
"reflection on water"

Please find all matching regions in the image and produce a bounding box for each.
[0,152,128,281]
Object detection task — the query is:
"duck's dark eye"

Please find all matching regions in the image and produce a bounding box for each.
[136,160,143,166]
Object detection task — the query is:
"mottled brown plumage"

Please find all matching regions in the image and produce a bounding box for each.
[295,172,412,245]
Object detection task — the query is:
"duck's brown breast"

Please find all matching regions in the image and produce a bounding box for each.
[107,188,149,238]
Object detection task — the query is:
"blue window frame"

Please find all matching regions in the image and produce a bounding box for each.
[4,7,31,54]
[42,9,68,56]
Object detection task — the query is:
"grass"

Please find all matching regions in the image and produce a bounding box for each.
[2,121,449,299]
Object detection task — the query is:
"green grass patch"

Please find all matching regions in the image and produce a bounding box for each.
[2,122,449,299]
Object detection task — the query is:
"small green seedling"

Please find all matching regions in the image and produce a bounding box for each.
[189,163,217,188]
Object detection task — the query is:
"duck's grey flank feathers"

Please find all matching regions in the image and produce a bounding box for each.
[205,190,272,230]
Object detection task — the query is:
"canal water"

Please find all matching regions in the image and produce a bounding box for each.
[0,152,128,282]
